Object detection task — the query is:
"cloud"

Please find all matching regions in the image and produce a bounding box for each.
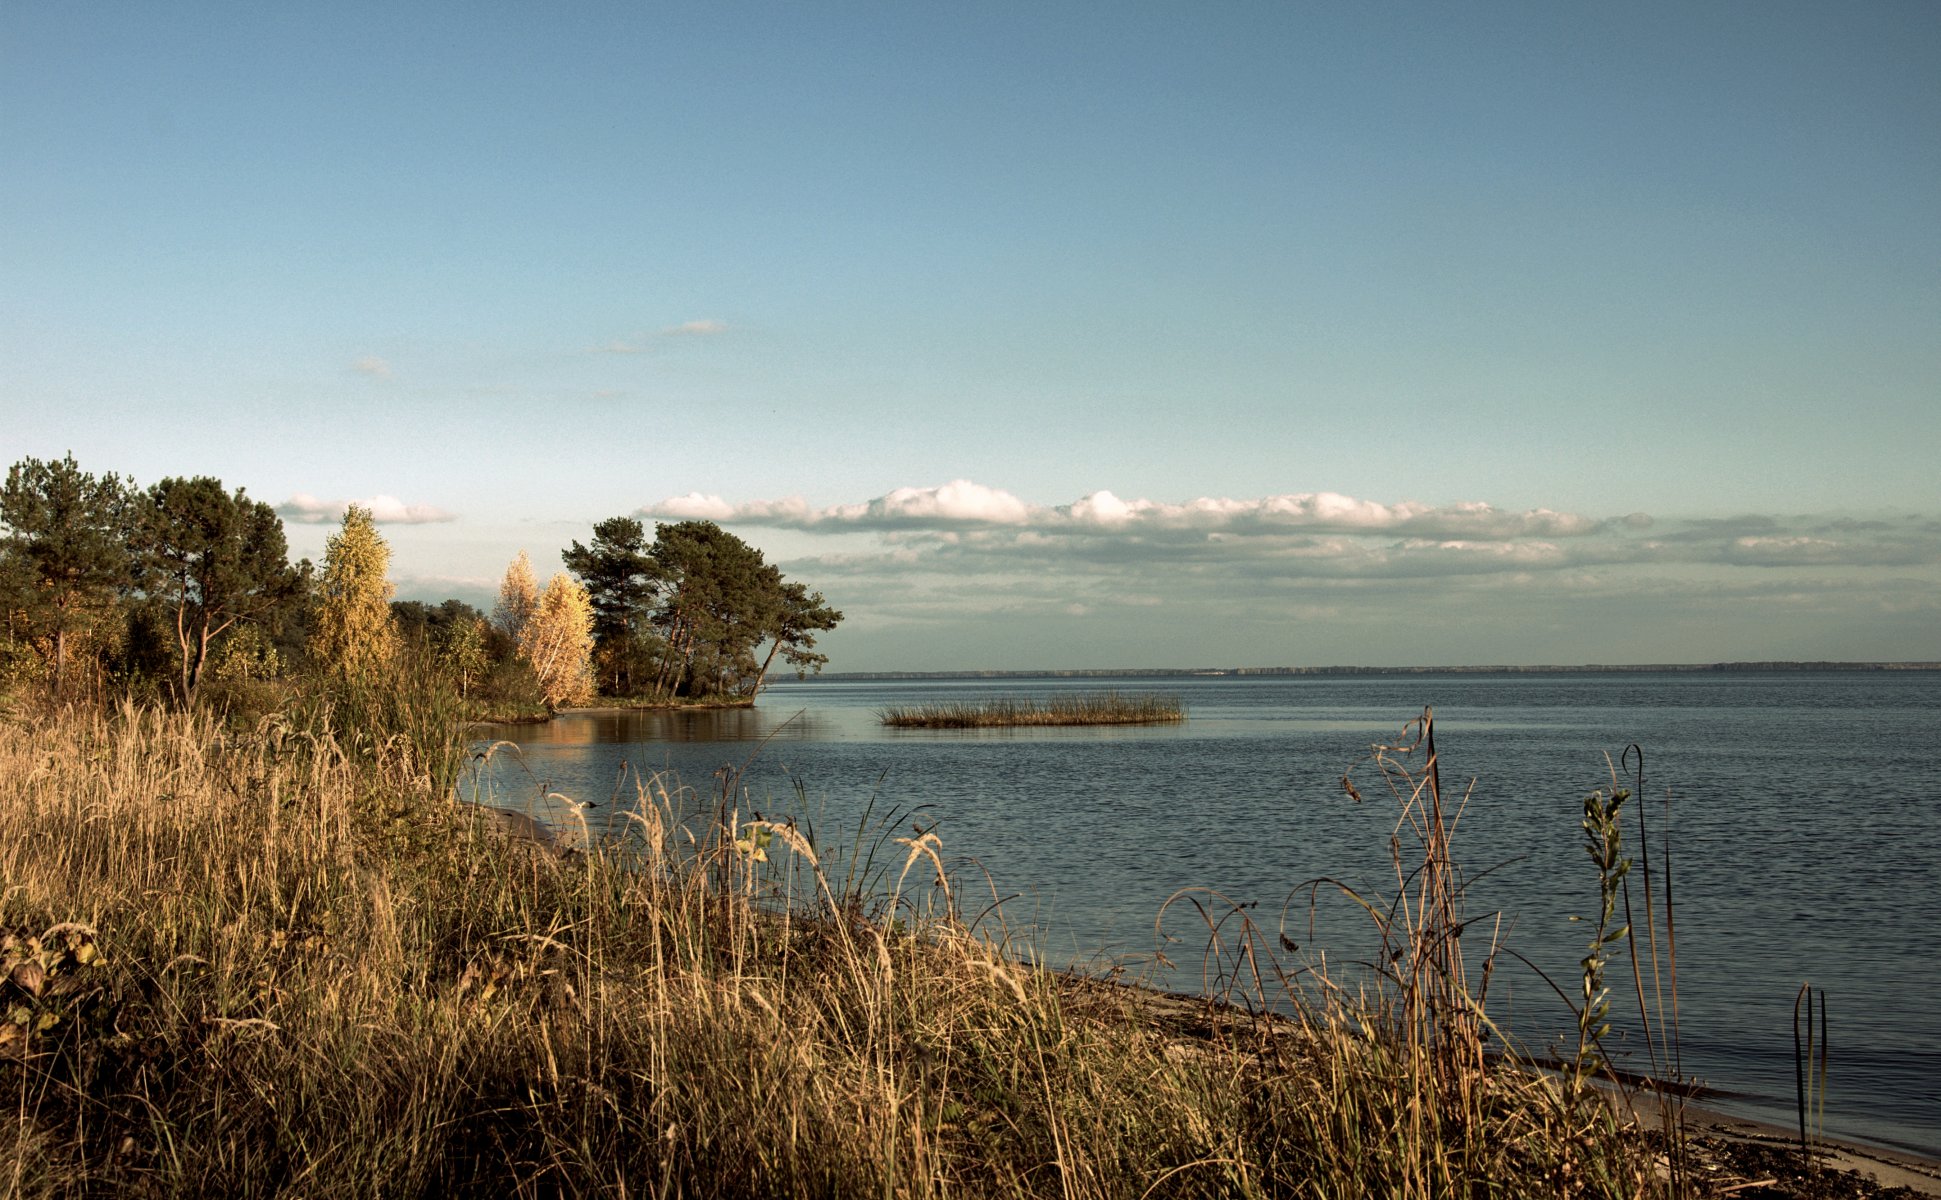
[643,480,1601,539]
[632,481,1941,623]
[629,481,1941,667]
[392,574,498,609]
[277,493,457,525]
[351,356,391,379]
[595,319,730,354]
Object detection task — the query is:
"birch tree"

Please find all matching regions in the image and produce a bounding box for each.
[519,574,594,708]
[493,551,539,644]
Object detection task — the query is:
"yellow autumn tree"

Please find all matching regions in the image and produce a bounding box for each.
[310,504,397,677]
[519,573,595,707]
[493,550,539,643]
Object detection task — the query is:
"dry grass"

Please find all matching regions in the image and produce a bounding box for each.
[0,688,1671,1197]
[880,691,1186,729]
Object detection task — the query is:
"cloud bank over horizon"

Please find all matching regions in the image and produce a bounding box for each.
[642,480,1940,576]
[629,481,1940,668]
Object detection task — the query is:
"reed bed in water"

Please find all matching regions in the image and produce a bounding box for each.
[880,689,1187,728]
[0,682,1673,1197]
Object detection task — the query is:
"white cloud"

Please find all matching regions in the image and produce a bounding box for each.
[650,492,739,521]
[631,482,1941,625]
[625,483,1941,667]
[642,480,1602,539]
[277,493,457,525]
[351,356,391,378]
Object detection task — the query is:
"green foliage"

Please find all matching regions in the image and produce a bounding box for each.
[0,453,132,693]
[391,597,484,646]
[114,600,180,695]
[642,519,774,698]
[440,613,492,699]
[562,517,657,693]
[136,476,299,705]
[209,622,282,682]
[551,517,850,702]
[760,580,842,688]
[1571,786,1633,1088]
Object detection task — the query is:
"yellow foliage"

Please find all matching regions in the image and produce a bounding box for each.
[310,505,397,677]
[518,574,594,707]
[493,551,538,642]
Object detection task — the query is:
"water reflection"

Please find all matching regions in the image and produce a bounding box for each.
[495,707,839,746]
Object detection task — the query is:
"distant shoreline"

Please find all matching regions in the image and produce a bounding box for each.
[793,661,1941,682]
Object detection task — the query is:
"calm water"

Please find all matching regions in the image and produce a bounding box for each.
[471,672,1941,1156]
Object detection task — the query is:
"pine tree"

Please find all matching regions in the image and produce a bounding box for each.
[519,574,595,708]
[0,454,132,693]
[493,551,539,643]
[562,517,657,694]
[138,476,298,703]
[310,505,397,677]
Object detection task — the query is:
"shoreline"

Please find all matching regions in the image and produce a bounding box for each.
[466,697,757,728]
[1643,1099,1941,1196]
[433,806,1941,1195]
[1067,970,1941,1195]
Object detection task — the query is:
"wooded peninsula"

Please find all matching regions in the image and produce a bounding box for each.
[0,453,841,717]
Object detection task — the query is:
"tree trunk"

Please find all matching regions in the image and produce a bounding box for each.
[748,637,782,700]
[175,600,195,704]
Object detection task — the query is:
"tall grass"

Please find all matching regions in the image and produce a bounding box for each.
[881,691,1186,728]
[1,695,1671,1197]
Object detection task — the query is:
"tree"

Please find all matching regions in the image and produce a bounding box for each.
[518,574,594,708]
[493,551,539,644]
[747,581,842,697]
[437,614,491,698]
[310,504,397,677]
[136,478,297,704]
[390,598,494,697]
[562,517,657,695]
[0,454,132,692]
[644,520,783,699]
[392,597,487,647]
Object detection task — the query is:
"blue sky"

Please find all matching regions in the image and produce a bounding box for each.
[4,3,1937,669]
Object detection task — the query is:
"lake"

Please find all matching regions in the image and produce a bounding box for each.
[469,670,1941,1157]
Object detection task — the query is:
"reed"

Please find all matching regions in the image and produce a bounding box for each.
[880,690,1186,728]
[1,693,1670,1197]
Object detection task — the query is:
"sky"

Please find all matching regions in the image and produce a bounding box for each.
[3,3,1937,670]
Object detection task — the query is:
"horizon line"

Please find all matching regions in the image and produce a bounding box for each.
[793,661,1941,681]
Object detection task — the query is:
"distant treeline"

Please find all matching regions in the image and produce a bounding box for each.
[802,661,1941,682]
